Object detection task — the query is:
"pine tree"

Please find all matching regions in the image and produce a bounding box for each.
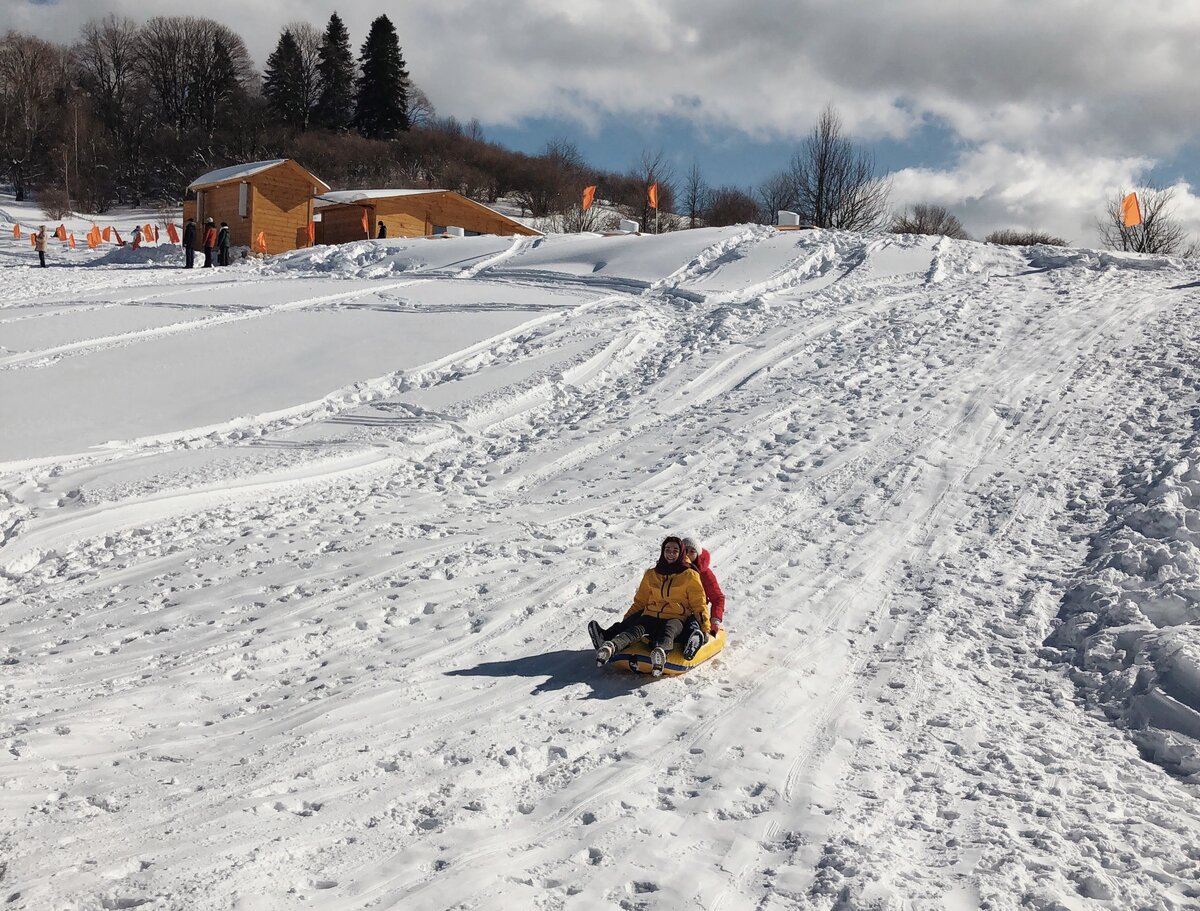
[315,12,355,132]
[263,30,305,128]
[353,14,410,139]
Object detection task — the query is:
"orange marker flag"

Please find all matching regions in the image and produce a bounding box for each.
[102,226,111,242]
[648,182,659,210]
[361,207,370,236]
[30,234,36,248]
[307,221,315,245]
[113,229,123,246]
[166,223,179,244]
[69,233,76,249]
[55,225,67,241]
[254,231,267,253]
[1121,192,1142,228]
[11,224,19,239]
[87,228,99,249]
[582,185,597,210]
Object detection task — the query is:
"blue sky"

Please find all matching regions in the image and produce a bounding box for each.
[13,0,1200,246]
[489,113,963,194]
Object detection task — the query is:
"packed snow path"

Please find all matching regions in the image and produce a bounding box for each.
[2,228,1199,910]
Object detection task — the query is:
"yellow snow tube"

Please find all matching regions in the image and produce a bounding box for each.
[612,628,727,676]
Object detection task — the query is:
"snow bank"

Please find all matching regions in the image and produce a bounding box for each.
[1049,441,1200,779]
[90,244,185,267]
[265,236,514,277]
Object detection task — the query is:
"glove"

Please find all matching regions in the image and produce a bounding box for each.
[709,621,721,635]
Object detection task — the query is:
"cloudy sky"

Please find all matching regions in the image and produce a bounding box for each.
[10,0,1200,245]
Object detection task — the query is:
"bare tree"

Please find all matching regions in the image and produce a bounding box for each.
[511,139,586,217]
[891,203,970,239]
[704,186,760,227]
[631,147,675,233]
[682,160,708,228]
[136,17,253,138]
[75,16,149,206]
[0,33,69,199]
[985,229,1068,246]
[1097,186,1198,256]
[788,104,890,231]
[285,21,323,131]
[757,171,795,224]
[407,84,436,128]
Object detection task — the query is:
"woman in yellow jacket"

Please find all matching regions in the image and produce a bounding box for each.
[595,536,709,676]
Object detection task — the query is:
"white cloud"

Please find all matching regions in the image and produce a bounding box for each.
[889,146,1200,246]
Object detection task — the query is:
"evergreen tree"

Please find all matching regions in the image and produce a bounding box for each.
[353,15,409,139]
[263,29,305,128]
[315,12,355,132]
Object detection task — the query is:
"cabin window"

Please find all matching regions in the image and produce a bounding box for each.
[238,182,249,219]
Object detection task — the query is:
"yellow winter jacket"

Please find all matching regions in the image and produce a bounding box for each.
[623,566,710,629]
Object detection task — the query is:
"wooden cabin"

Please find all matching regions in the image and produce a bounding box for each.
[314,190,540,244]
[184,159,329,256]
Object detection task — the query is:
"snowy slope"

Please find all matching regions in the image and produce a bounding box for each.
[2,215,1199,911]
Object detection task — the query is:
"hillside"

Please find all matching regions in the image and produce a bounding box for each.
[2,217,1199,910]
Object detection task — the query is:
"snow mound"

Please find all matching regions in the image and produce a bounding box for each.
[90,244,184,267]
[267,239,453,277]
[1050,443,1200,780]
[1026,246,1183,273]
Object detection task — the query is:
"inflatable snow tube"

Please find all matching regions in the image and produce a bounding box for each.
[612,628,727,676]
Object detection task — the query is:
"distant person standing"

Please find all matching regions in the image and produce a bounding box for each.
[34,225,48,267]
[131,225,143,250]
[217,221,231,266]
[202,217,217,267]
[182,218,197,268]
[377,220,387,239]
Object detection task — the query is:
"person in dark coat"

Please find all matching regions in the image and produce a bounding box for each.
[182,218,197,268]
[377,220,387,239]
[217,221,231,266]
[202,217,217,267]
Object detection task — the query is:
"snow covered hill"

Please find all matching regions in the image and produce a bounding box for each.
[2,221,1199,910]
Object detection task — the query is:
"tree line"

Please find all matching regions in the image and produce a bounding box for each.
[1,15,1194,253]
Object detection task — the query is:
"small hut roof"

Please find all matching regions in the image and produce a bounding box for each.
[188,159,329,192]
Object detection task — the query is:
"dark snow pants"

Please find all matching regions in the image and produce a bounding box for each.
[608,614,685,653]
[185,247,195,268]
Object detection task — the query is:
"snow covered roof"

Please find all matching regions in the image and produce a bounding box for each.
[313,189,447,209]
[187,159,330,192]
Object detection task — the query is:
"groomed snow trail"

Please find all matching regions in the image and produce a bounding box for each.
[2,229,1199,911]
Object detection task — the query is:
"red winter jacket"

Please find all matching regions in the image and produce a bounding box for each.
[692,548,726,629]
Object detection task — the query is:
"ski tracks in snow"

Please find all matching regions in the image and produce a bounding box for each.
[4,232,1200,910]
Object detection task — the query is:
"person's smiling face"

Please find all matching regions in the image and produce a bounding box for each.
[663,541,681,562]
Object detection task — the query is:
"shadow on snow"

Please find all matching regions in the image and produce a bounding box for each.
[446,648,652,699]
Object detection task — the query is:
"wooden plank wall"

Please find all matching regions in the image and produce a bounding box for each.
[319,194,535,246]
[250,165,316,255]
[320,206,377,244]
[395,195,538,237]
[195,183,244,245]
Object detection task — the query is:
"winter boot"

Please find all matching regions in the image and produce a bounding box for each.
[650,646,666,677]
[682,629,704,660]
[588,620,605,649]
[596,642,615,667]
